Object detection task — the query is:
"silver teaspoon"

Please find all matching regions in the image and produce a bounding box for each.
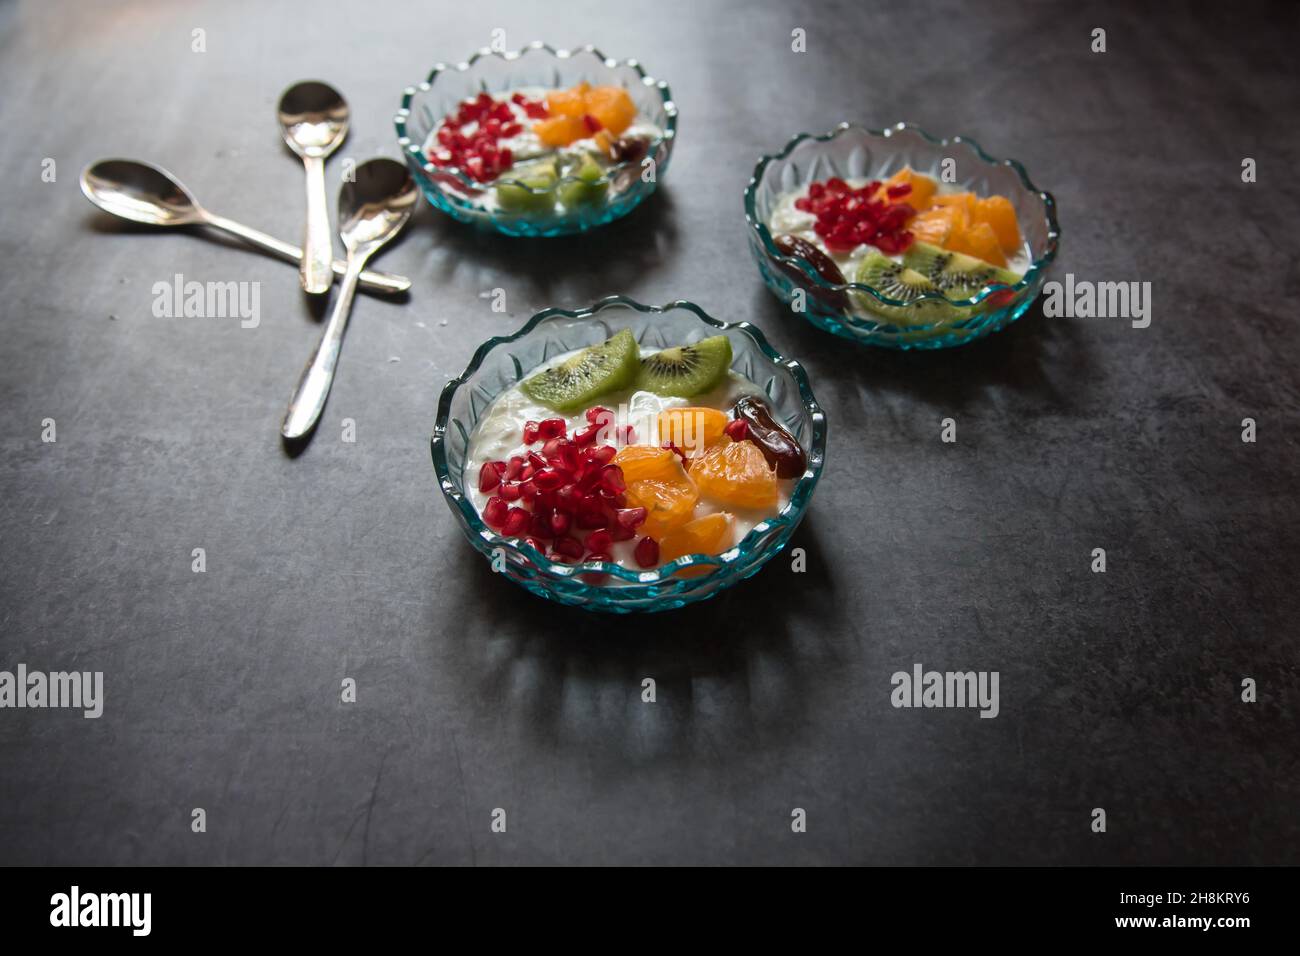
[278,81,350,295]
[281,159,416,440]
[80,159,410,296]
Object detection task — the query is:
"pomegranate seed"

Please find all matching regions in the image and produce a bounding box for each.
[522,536,543,553]
[502,507,531,536]
[519,465,535,482]
[510,92,526,104]
[584,551,611,564]
[478,461,503,492]
[483,496,509,529]
[504,455,524,480]
[617,425,636,444]
[529,511,552,539]
[634,536,659,568]
[574,423,600,447]
[553,442,580,474]
[585,529,613,553]
[527,451,547,471]
[520,479,539,502]
[538,419,566,440]
[576,501,606,529]
[590,445,617,466]
[523,420,540,444]
[724,419,750,442]
[536,489,558,511]
[552,536,584,560]
[615,507,647,530]
[550,512,572,537]
[554,484,581,513]
[533,468,565,492]
[541,437,563,459]
[586,406,612,424]
[499,480,522,502]
[582,113,602,133]
[597,464,626,495]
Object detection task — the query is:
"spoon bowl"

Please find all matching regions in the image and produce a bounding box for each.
[277,81,349,158]
[338,158,419,251]
[80,159,203,226]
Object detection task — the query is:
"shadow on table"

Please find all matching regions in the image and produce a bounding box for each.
[750,286,1093,416]
[436,506,842,767]
[415,187,680,304]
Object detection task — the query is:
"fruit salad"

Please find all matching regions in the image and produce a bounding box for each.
[465,330,809,574]
[768,168,1031,324]
[425,82,661,216]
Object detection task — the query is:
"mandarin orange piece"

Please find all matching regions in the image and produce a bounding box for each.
[947,220,1007,267]
[879,168,937,210]
[659,512,734,563]
[583,86,637,137]
[625,477,699,539]
[973,195,1022,253]
[533,115,587,148]
[546,82,590,118]
[691,440,779,511]
[657,407,729,457]
[615,445,682,484]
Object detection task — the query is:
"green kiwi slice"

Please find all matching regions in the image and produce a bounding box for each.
[520,329,640,411]
[557,155,609,208]
[853,252,956,327]
[495,159,559,213]
[634,335,733,398]
[902,241,1021,300]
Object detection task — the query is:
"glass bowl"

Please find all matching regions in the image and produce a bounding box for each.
[431,297,827,613]
[745,122,1061,350]
[395,43,677,237]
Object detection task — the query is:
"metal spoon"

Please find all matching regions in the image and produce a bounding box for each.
[278,81,349,295]
[80,159,409,296]
[281,159,416,440]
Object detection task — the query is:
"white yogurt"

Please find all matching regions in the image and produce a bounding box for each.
[465,348,794,572]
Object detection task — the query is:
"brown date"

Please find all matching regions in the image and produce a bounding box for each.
[732,395,807,479]
[772,234,849,312]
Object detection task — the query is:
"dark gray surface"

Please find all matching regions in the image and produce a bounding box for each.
[1,0,1297,866]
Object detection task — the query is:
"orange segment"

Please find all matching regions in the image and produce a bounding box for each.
[583,86,637,137]
[931,192,978,218]
[626,478,699,539]
[657,407,729,457]
[947,220,1007,267]
[910,207,955,245]
[534,115,587,148]
[615,445,681,484]
[545,82,590,118]
[973,195,1022,253]
[878,167,937,209]
[659,512,734,563]
[690,440,779,511]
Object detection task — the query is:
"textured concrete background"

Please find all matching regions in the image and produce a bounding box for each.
[0,0,1297,865]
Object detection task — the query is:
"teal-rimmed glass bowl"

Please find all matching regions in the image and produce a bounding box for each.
[395,43,677,237]
[745,123,1060,349]
[431,297,827,613]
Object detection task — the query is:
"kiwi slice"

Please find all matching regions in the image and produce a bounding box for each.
[556,155,608,209]
[902,241,1021,300]
[495,159,558,213]
[635,335,732,398]
[520,329,640,412]
[854,252,956,327]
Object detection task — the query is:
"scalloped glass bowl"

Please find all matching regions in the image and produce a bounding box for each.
[745,123,1060,349]
[395,43,677,237]
[432,298,827,613]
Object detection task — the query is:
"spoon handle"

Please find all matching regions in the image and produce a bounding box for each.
[281,254,366,440]
[299,155,334,294]
[204,213,410,295]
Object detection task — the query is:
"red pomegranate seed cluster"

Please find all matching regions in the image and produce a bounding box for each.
[794,177,916,254]
[428,91,548,183]
[477,408,659,568]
